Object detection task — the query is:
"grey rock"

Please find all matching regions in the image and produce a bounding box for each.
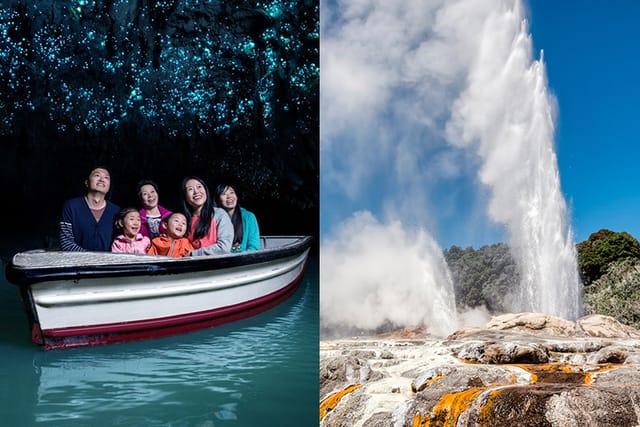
[361,411,393,427]
[454,340,549,364]
[320,355,384,400]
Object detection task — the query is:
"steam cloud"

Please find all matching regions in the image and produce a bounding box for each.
[320,212,458,337]
[321,0,581,337]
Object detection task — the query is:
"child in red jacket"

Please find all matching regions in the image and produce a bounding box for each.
[147,213,194,258]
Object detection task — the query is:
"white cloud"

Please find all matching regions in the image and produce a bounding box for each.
[320,0,502,206]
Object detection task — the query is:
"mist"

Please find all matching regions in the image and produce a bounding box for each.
[320,211,458,337]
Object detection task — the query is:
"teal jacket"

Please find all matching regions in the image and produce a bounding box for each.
[234,207,260,252]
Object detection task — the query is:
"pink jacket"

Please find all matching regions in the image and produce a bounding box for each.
[139,205,173,238]
[111,233,151,254]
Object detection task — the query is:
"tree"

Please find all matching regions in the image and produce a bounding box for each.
[576,229,640,287]
[444,243,518,313]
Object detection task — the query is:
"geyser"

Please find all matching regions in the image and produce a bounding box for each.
[320,0,583,338]
[446,1,582,319]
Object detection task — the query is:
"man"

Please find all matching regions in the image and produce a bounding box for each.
[59,166,120,251]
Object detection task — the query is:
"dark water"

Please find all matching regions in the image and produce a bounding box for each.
[0,253,319,427]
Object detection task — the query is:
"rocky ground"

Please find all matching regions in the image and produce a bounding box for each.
[320,313,640,426]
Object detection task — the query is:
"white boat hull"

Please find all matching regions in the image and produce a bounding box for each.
[6,236,312,349]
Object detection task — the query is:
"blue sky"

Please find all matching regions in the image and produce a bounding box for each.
[321,0,640,250]
[528,1,640,246]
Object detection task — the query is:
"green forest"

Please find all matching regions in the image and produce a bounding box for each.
[444,229,640,328]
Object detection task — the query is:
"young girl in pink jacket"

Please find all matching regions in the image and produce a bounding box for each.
[111,207,151,254]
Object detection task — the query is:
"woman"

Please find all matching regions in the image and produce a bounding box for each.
[181,176,233,256]
[59,166,120,251]
[137,179,172,239]
[214,183,260,252]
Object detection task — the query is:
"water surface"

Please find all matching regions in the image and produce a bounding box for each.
[0,251,319,427]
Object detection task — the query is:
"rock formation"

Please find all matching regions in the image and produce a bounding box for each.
[320,313,640,426]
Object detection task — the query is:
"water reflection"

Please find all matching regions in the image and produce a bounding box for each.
[1,258,318,427]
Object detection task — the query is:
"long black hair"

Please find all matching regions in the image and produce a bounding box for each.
[214,183,244,246]
[181,176,214,240]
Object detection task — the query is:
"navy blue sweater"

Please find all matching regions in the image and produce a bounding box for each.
[59,197,120,251]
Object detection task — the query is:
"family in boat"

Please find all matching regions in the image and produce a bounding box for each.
[7,167,310,349]
[59,166,260,258]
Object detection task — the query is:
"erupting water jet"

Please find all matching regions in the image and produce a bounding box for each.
[446,0,582,319]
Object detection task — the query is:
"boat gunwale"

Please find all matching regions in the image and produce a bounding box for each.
[6,235,313,287]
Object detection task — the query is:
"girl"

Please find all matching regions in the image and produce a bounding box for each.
[111,207,151,254]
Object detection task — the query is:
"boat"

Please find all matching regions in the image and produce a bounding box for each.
[5,235,313,350]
